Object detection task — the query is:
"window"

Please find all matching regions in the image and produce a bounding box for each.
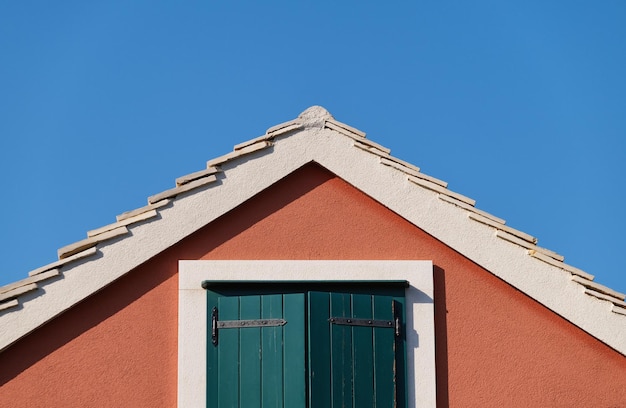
[178,261,436,408]
[205,282,406,407]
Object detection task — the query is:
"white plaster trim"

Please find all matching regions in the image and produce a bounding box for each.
[178,260,436,408]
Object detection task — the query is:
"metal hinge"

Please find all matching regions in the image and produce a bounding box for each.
[328,316,401,337]
[211,307,287,346]
[328,301,402,338]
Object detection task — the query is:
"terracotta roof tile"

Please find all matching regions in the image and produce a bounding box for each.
[88,209,158,238]
[438,194,506,224]
[528,250,594,280]
[0,269,60,295]
[58,226,129,259]
[117,199,172,222]
[206,140,272,168]
[612,305,626,316]
[584,288,626,309]
[28,247,98,277]
[0,283,37,303]
[352,140,392,157]
[176,167,220,187]
[469,213,537,244]
[572,275,625,301]
[0,299,18,312]
[265,119,302,136]
[408,175,476,206]
[324,118,367,138]
[496,230,564,261]
[148,174,218,204]
[379,156,421,175]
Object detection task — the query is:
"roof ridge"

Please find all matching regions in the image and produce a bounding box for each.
[2,107,625,348]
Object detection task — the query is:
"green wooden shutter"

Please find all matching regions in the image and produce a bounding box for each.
[308,291,406,408]
[206,285,406,408]
[206,290,306,408]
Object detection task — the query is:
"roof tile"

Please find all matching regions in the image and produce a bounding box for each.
[88,209,158,238]
[0,283,37,303]
[58,226,129,259]
[379,156,421,174]
[265,119,302,135]
[469,213,537,244]
[176,167,220,186]
[352,139,392,156]
[0,269,60,295]
[148,175,218,205]
[438,194,505,224]
[584,288,626,309]
[0,299,18,312]
[572,275,625,301]
[528,250,594,280]
[206,140,272,168]
[28,247,98,277]
[497,230,564,261]
[324,118,367,138]
[116,199,172,222]
[408,175,476,206]
[612,305,626,316]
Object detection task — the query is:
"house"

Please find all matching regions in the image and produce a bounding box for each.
[0,106,625,407]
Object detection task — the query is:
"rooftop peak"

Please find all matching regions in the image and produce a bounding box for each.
[298,106,333,128]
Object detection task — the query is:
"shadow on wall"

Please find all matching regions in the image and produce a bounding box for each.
[434,265,450,408]
[0,163,336,386]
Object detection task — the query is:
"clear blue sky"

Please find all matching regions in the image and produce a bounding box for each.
[1,2,625,295]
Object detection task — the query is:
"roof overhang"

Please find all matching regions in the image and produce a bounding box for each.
[1,106,624,354]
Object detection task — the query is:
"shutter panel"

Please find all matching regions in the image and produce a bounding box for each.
[206,290,306,408]
[308,291,406,408]
[206,285,406,408]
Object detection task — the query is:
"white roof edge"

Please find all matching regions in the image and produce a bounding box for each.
[1,106,624,355]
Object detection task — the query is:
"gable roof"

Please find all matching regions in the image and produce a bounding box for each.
[1,106,625,354]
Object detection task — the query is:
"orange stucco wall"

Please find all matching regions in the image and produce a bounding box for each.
[1,163,625,407]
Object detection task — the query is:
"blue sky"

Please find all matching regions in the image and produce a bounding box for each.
[1,2,625,295]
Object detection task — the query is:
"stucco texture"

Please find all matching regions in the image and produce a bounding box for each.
[1,163,625,407]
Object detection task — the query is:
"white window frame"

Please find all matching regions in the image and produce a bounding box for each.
[178,260,436,408]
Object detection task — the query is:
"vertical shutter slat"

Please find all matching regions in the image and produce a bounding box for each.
[218,296,240,407]
[308,291,332,408]
[373,295,395,408]
[240,295,261,407]
[352,293,375,407]
[261,294,284,408]
[283,293,306,407]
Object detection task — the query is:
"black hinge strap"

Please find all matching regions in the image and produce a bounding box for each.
[329,316,401,337]
[211,307,286,346]
[218,319,287,328]
[328,317,394,328]
[328,303,402,338]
